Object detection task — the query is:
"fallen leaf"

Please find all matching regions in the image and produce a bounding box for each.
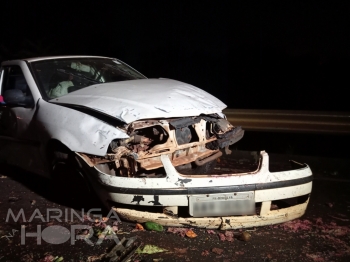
[101,217,109,222]
[306,253,325,261]
[315,217,323,225]
[136,245,168,254]
[167,227,189,237]
[185,229,197,238]
[218,233,226,241]
[145,222,163,232]
[201,250,210,256]
[135,223,144,231]
[212,248,224,255]
[224,231,234,242]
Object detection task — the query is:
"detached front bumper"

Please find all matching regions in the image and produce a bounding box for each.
[114,198,309,230]
[78,151,312,229]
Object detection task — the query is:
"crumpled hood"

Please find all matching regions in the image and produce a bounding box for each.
[51,79,226,123]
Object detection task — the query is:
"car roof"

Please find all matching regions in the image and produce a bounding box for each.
[2,55,114,64]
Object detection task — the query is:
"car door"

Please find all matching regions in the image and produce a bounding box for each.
[0,64,45,175]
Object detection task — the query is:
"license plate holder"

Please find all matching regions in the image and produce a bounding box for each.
[189,192,255,217]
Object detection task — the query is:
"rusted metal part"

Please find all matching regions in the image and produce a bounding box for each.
[79,117,243,177]
[195,150,222,166]
[223,109,350,134]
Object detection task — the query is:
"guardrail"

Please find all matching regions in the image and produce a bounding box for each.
[223,109,350,134]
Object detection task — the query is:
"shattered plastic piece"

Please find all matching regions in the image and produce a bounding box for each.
[144,222,163,232]
[136,245,168,254]
[185,229,197,238]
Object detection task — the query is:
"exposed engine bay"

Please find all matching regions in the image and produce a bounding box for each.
[79,114,244,177]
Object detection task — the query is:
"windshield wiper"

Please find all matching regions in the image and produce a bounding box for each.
[57,69,100,84]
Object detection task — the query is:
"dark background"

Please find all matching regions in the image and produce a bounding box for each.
[1,1,349,111]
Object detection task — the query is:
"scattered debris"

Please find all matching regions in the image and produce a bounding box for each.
[167,227,189,237]
[144,222,163,232]
[206,230,216,234]
[104,237,140,261]
[167,227,197,238]
[0,175,7,178]
[224,231,234,242]
[217,231,235,242]
[212,248,224,255]
[136,245,168,254]
[39,255,63,262]
[21,253,34,262]
[238,231,251,242]
[8,196,20,203]
[306,253,325,262]
[87,255,104,262]
[174,248,187,254]
[218,233,226,241]
[30,200,36,205]
[328,215,349,222]
[280,219,313,232]
[163,208,178,218]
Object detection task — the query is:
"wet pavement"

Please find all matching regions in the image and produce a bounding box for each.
[0,152,349,262]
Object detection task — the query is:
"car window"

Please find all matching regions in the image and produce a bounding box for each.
[0,66,34,106]
[30,58,146,100]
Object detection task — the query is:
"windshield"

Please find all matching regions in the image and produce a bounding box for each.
[30,57,146,99]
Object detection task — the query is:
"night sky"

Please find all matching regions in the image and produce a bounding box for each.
[1,1,350,111]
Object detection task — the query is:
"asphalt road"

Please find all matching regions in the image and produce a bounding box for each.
[0,153,349,262]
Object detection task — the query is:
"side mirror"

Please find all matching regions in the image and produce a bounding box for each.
[3,89,34,108]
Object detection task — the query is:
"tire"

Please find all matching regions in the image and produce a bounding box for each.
[47,142,92,204]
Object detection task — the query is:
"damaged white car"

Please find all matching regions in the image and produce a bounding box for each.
[0,56,312,229]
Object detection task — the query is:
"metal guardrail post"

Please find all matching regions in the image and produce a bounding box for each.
[223,109,350,134]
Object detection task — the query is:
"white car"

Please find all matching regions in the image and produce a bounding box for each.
[0,56,312,229]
